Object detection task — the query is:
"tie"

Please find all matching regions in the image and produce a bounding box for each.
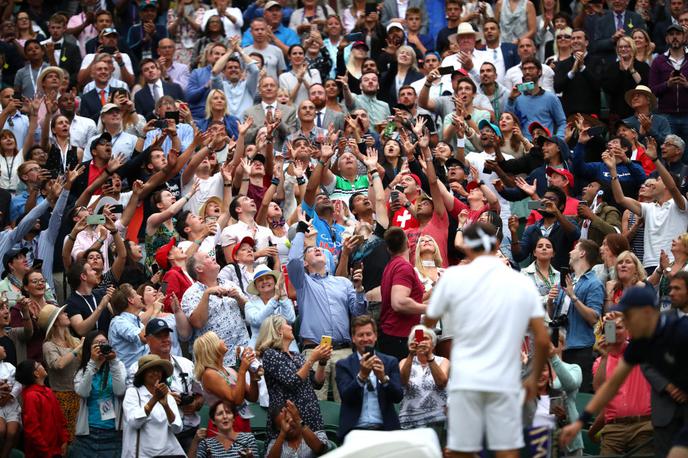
[316,111,323,128]
[152,83,162,102]
[616,13,624,30]
[265,105,274,119]
[53,43,62,50]
[100,89,107,106]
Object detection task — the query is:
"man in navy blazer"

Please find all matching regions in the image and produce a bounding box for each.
[482,19,521,80]
[134,59,185,118]
[588,0,647,68]
[335,316,403,441]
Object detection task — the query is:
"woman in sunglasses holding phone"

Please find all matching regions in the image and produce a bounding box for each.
[71,329,126,457]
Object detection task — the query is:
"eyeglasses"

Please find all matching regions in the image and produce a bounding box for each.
[556,35,572,39]
[29,278,46,285]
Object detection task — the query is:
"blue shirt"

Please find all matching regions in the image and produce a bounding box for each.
[426,0,448,44]
[108,312,148,370]
[3,111,29,152]
[9,192,45,224]
[553,270,604,349]
[211,62,260,119]
[186,66,213,121]
[87,368,116,429]
[245,296,298,352]
[355,352,384,427]
[143,123,195,155]
[301,201,344,262]
[506,89,567,139]
[287,232,367,344]
[241,23,300,48]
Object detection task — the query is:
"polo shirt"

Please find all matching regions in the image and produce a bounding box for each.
[640,198,688,268]
[380,255,424,337]
[325,174,369,204]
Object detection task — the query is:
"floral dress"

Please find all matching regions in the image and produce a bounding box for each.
[399,356,448,429]
[145,219,179,268]
[261,349,324,439]
[167,6,207,67]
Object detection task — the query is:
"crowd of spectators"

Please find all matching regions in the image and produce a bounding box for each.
[0,0,686,456]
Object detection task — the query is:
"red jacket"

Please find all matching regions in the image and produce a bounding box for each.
[22,384,68,458]
[162,266,193,313]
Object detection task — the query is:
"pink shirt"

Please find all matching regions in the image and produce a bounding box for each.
[66,13,98,57]
[593,343,652,422]
[405,211,450,268]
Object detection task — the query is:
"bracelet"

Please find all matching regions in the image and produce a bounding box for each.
[318,360,327,367]
[427,357,436,363]
[611,175,618,181]
[271,177,280,186]
[169,132,178,138]
[651,157,659,162]
[72,350,78,357]
[67,234,76,241]
[110,230,117,235]
[424,83,432,88]
[242,177,250,182]
[296,176,306,185]
[194,239,202,246]
[371,171,379,179]
[96,238,105,244]
[456,137,466,148]
[183,194,191,200]
[224,183,232,187]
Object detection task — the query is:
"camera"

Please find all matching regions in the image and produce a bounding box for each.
[179,393,195,406]
[99,344,113,355]
[549,315,568,346]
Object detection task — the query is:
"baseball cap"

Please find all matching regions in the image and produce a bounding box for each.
[90,132,112,151]
[386,21,405,32]
[613,286,658,312]
[666,23,684,34]
[139,0,158,9]
[100,103,121,115]
[264,1,282,9]
[478,119,502,138]
[351,41,369,51]
[528,121,551,138]
[101,27,119,36]
[2,247,29,279]
[545,166,575,188]
[145,318,174,336]
[231,236,255,262]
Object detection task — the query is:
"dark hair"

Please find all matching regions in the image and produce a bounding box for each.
[111,283,135,316]
[77,330,107,374]
[484,17,500,28]
[463,222,499,253]
[174,210,192,240]
[249,52,265,66]
[24,39,42,53]
[209,400,238,420]
[351,315,377,335]
[520,56,542,71]
[67,260,89,290]
[21,269,43,297]
[49,13,68,25]
[577,239,600,266]
[229,195,242,220]
[348,191,367,218]
[15,359,38,386]
[23,144,45,161]
[671,271,688,290]
[95,9,112,20]
[384,226,408,255]
[611,136,633,156]
[83,248,103,263]
[139,57,158,71]
[455,76,477,93]
[480,211,503,242]
[532,236,555,255]
[603,233,630,257]
[288,44,305,56]
[572,28,588,40]
[109,87,130,103]
[544,185,567,211]
[553,12,572,27]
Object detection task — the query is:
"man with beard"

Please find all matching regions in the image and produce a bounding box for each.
[649,24,688,153]
[506,57,567,140]
[341,71,391,127]
[337,149,390,321]
[56,89,98,151]
[504,38,556,93]
[509,185,581,273]
[309,83,344,131]
[477,62,510,121]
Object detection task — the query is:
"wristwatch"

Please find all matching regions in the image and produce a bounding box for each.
[381,375,390,385]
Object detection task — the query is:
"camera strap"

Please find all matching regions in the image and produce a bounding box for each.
[171,356,190,394]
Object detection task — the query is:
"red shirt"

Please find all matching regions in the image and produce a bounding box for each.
[162,266,193,313]
[632,145,656,176]
[405,211,450,268]
[21,384,69,458]
[526,196,580,226]
[449,197,489,224]
[380,255,425,337]
[87,161,107,195]
[390,201,420,230]
[592,343,652,422]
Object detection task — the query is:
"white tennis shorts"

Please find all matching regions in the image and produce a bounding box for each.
[447,389,525,452]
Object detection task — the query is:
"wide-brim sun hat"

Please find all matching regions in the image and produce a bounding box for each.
[246,264,281,296]
[624,85,657,111]
[133,354,174,386]
[37,304,67,340]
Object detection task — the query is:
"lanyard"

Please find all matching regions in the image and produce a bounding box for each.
[75,292,98,328]
[2,154,16,185]
[28,64,45,95]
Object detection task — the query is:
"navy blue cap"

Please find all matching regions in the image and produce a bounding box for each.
[145,318,173,336]
[613,286,658,312]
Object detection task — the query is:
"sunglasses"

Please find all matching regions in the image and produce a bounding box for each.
[557,35,572,39]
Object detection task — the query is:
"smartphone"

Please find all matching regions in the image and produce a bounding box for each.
[155,119,168,129]
[345,32,365,42]
[101,46,116,55]
[414,328,424,343]
[365,2,378,14]
[109,204,124,214]
[320,335,332,347]
[363,346,375,358]
[604,319,617,344]
[390,190,400,201]
[672,69,681,77]
[438,66,454,75]
[160,281,168,295]
[516,81,535,92]
[394,185,405,193]
[549,396,563,414]
[165,111,180,124]
[86,214,105,225]
[353,261,364,271]
[586,125,605,138]
[527,200,546,211]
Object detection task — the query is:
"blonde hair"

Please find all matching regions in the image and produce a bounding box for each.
[613,250,646,292]
[47,317,79,349]
[676,233,688,254]
[396,45,419,71]
[255,315,287,358]
[204,89,230,119]
[193,331,224,380]
[553,27,573,55]
[632,28,655,62]
[616,36,637,58]
[414,235,443,277]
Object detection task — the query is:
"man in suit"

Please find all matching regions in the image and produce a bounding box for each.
[309,83,344,131]
[79,59,114,122]
[381,0,428,34]
[588,0,647,68]
[134,59,185,118]
[43,13,81,87]
[642,272,688,458]
[482,18,520,85]
[553,29,601,116]
[653,0,685,53]
[243,76,297,150]
[335,315,403,440]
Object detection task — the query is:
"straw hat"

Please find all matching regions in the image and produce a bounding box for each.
[624,85,657,111]
[133,354,174,387]
[37,304,67,339]
[246,264,281,296]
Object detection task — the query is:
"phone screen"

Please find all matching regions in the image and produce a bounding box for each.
[438,66,454,75]
[414,329,424,343]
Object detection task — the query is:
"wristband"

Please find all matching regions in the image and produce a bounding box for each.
[295,221,309,234]
[578,410,594,424]
[67,234,76,241]
[611,175,618,181]
[224,183,232,187]
[110,230,117,235]
[117,61,125,67]
[318,360,327,367]
[651,157,659,162]
[424,82,432,88]
[194,239,202,246]
[427,357,436,363]
[183,194,191,201]
[296,176,306,185]
[371,171,379,179]
[271,177,280,186]
[456,137,466,148]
